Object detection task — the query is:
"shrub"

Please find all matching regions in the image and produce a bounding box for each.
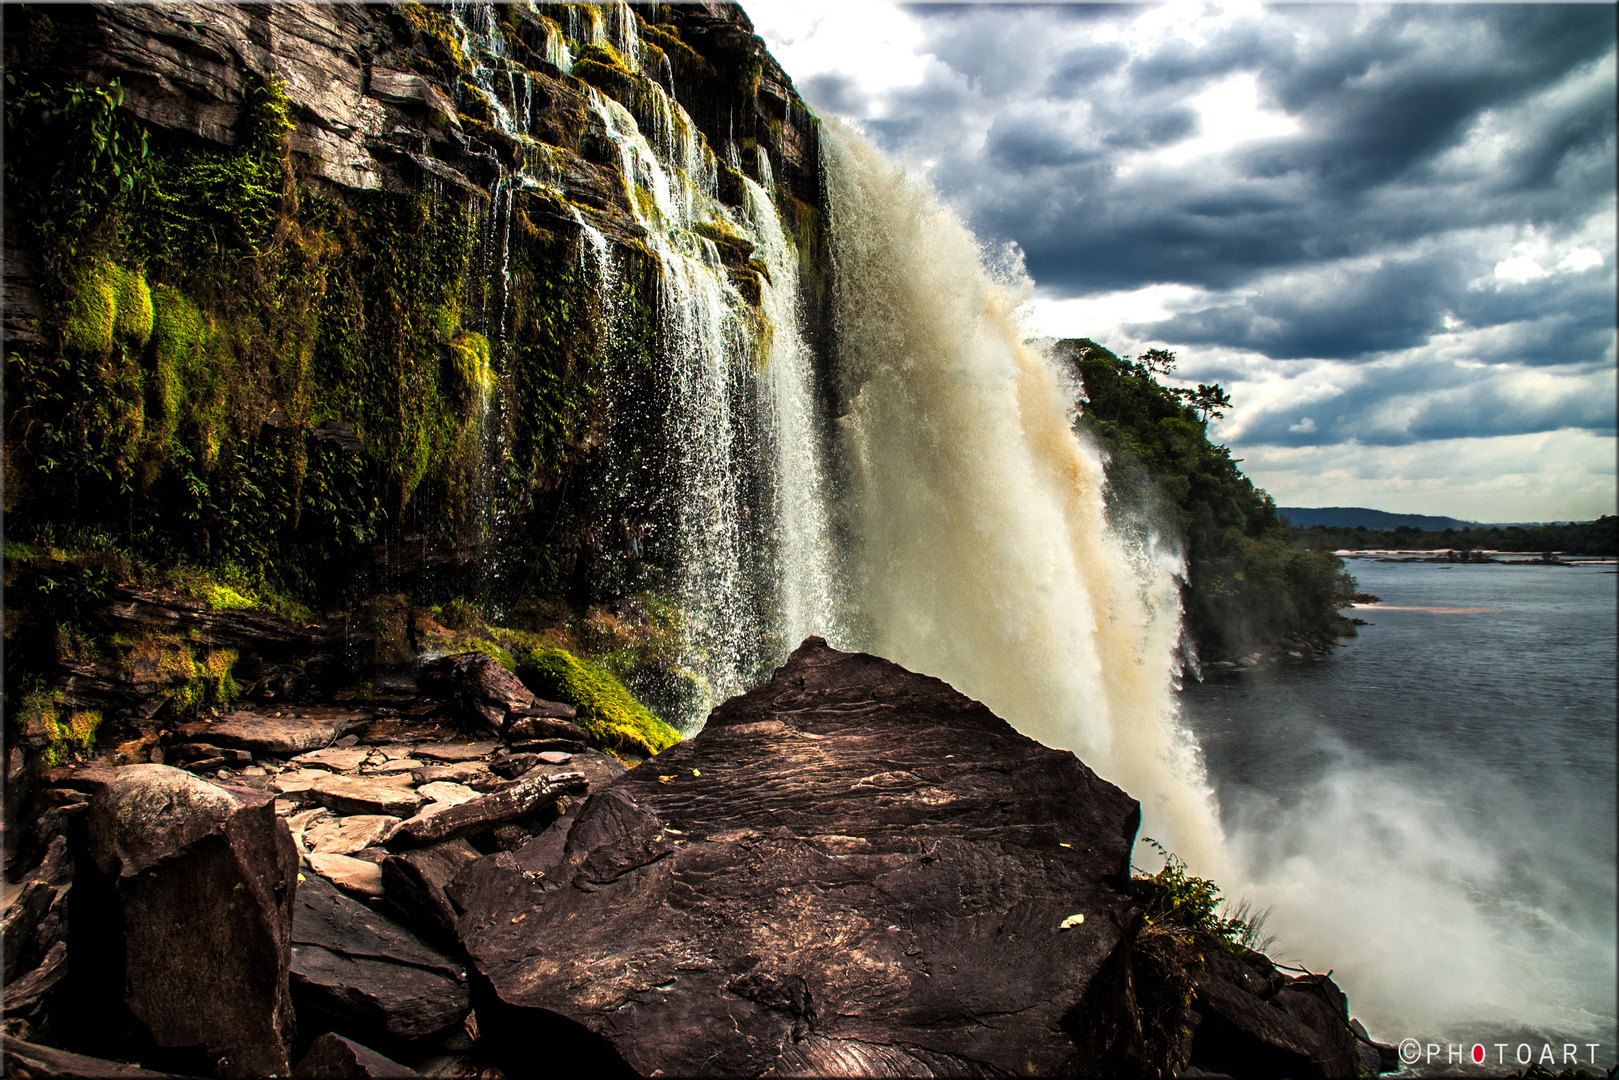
[1135,837,1273,953]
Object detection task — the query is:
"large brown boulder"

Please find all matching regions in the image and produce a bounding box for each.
[458,637,1143,1077]
[420,652,537,730]
[289,872,470,1056]
[69,764,298,1077]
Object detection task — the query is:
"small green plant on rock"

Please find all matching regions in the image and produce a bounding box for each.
[517,645,680,759]
[1135,837,1273,952]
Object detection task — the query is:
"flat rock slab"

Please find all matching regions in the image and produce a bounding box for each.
[387,770,585,849]
[458,638,1142,1078]
[201,710,370,756]
[293,747,374,772]
[412,741,498,763]
[307,853,385,899]
[305,815,401,856]
[270,767,323,795]
[410,763,487,787]
[3,1038,191,1078]
[415,782,478,807]
[357,758,423,776]
[312,775,427,818]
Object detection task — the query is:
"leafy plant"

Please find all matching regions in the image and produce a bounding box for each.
[1135,837,1273,952]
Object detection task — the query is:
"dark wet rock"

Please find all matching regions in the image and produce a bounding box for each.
[290,872,469,1054]
[199,708,371,756]
[38,762,120,797]
[1270,975,1361,1078]
[46,586,336,721]
[1190,973,1324,1079]
[557,748,626,795]
[488,752,540,779]
[1187,961,1365,1080]
[70,764,297,1078]
[379,839,482,946]
[486,823,533,852]
[1351,1018,1400,1074]
[3,880,58,983]
[420,653,534,730]
[507,737,589,754]
[292,1032,421,1078]
[2,1037,191,1078]
[504,712,583,744]
[387,770,585,850]
[459,637,1143,1078]
[3,940,67,1017]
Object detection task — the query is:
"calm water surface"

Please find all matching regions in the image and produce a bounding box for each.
[1179,560,1617,1073]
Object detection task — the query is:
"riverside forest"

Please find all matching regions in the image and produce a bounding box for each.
[1289,515,1618,557]
[2,4,1399,1078]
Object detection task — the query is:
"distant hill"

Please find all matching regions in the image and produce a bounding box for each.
[1278,507,1479,531]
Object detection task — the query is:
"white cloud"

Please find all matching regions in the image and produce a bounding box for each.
[1236,429,1617,522]
[746,0,929,112]
[1493,255,1549,283]
[1151,72,1300,167]
[1023,283,1216,340]
[1558,246,1605,273]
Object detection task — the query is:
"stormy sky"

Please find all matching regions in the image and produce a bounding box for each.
[746,2,1618,522]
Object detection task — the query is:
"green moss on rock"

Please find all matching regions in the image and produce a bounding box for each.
[19,687,103,767]
[518,645,680,758]
[449,330,493,399]
[150,284,207,445]
[111,264,154,345]
[63,259,117,354]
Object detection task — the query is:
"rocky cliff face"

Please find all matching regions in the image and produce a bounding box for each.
[1,9,1400,1078]
[4,0,831,770]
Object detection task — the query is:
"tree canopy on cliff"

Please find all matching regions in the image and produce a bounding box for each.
[1054,339,1355,661]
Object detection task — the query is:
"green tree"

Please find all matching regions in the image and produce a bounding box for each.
[1054,339,1357,661]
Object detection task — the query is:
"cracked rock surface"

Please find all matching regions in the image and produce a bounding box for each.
[459,637,1143,1077]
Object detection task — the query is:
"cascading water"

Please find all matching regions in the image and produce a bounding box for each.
[384,4,1608,1053]
[818,121,1617,1057]
[443,1,837,725]
[819,125,1224,869]
[739,176,840,652]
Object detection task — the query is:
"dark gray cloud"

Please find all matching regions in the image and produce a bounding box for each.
[802,4,1616,454]
[1231,356,1617,449]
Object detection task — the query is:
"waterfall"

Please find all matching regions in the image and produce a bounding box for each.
[821,125,1224,867]
[740,175,840,653]
[439,8,1216,864]
[439,2,836,725]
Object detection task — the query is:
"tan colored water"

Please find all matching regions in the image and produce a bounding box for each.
[822,124,1224,871]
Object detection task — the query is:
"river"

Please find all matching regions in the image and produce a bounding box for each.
[1179,558,1618,1072]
